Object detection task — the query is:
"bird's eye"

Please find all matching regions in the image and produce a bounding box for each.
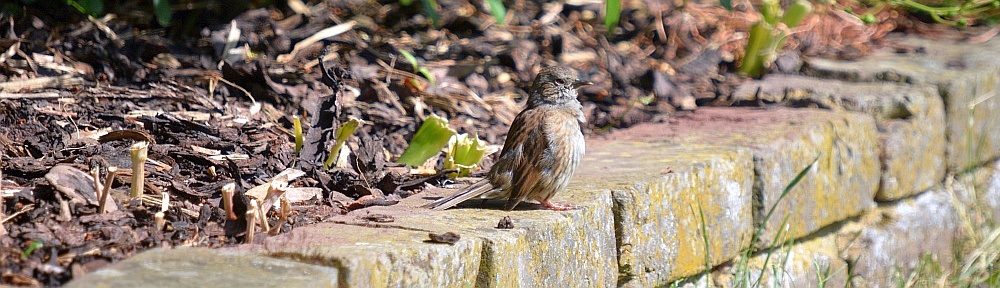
[555,78,568,85]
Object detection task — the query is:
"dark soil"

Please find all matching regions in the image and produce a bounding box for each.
[0,0,982,286]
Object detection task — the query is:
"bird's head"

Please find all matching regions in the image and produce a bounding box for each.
[528,66,592,107]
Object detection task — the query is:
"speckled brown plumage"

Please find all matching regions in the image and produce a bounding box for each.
[424,66,590,211]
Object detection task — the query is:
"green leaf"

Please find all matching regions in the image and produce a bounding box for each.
[153,0,171,26]
[486,0,506,24]
[21,240,43,260]
[398,115,456,167]
[324,118,363,170]
[781,0,812,28]
[760,0,781,25]
[720,0,733,11]
[67,0,104,16]
[739,21,774,77]
[400,0,413,5]
[860,13,877,24]
[398,49,436,84]
[292,115,303,154]
[443,133,495,178]
[604,0,621,34]
[420,0,441,27]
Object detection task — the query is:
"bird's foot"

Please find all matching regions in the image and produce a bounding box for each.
[540,200,575,211]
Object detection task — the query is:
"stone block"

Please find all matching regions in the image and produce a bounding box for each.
[713,234,849,288]
[589,143,754,286]
[733,75,946,200]
[609,107,881,247]
[804,37,1000,172]
[66,247,339,287]
[331,171,619,288]
[837,189,960,287]
[258,222,483,288]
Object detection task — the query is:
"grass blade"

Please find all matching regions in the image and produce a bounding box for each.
[762,155,819,225]
[420,0,441,27]
[292,115,303,154]
[720,0,733,10]
[398,49,436,84]
[604,0,621,34]
[153,0,171,26]
[486,0,506,24]
[323,118,363,170]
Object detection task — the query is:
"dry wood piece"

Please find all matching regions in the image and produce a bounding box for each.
[245,200,259,243]
[221,183,237,220]
[98,167,118,214]
[0,167,5,236]
[153,212,165,232]
[0,74,84,92]
[129,142,149,202]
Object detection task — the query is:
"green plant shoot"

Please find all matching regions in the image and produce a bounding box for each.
[67,0,104,16]
[398,114,456,167]
[398,49,436,84]
[153,0,171,26]
[21,240,42,260]
[738,0,812,77]
[781,0,812,27]
[292,115,303,154]
[420,0,441,27]
[604,0,621,34]
[444,133,494,178]
[486,0,507,24]
[323,118,363,170]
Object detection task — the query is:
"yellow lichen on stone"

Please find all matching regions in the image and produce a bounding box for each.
[732,75,947,200]
[256,222,483,288]
[586,142,755,287]
[805,37,1000,173]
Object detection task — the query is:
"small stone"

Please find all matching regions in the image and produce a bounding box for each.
[496,216,514,229]
[426,232,461,245]
[497,72,511,84]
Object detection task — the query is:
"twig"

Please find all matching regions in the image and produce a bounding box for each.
[276,20,357,63]
[245,200,258,243]
[257,200,270,232]
[214,76,259,113]
[269,197,290,236]
[0,167,5,236]
[154,212,165,231]
[0,204,34,224]
[159,192,169,213]
[89,167,102,207]
[98,167,118,214]
[0,92,65,99]
[87,15,124,48]
[130,142,149,203]
[0,75,84,92]
[139,195,199,218]
[222,183,237,220]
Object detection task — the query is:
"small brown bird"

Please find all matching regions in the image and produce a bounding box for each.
[424,66,590,211]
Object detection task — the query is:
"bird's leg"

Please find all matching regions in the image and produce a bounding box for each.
[540,200,575,211]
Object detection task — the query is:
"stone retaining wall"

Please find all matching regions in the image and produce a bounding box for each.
[68,36,1000,288]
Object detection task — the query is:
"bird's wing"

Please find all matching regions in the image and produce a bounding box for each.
[502,108,554,210]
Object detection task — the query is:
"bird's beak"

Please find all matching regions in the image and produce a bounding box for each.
[573,80,593,89]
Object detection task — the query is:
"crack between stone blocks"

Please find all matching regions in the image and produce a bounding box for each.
[611,186,633,286]
[265,251,351,288]
[325,220,437,233]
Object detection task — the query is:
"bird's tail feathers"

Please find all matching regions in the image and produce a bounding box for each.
[423,179,494,210]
